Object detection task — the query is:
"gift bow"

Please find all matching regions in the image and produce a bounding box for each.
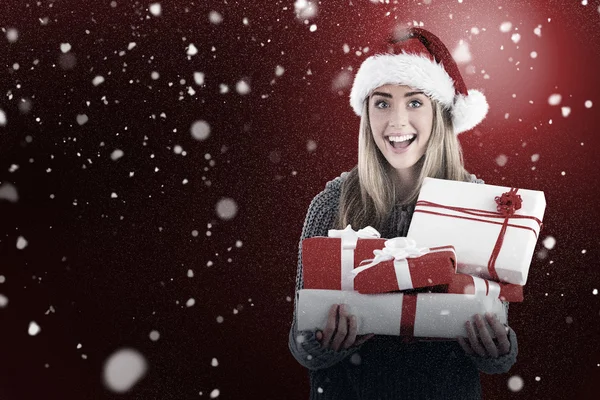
[328,224,381,243]
[351,237,430,276]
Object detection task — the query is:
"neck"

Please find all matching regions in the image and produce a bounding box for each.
[391,162,423,204]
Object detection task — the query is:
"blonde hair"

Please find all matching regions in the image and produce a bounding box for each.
[336,97,471,232]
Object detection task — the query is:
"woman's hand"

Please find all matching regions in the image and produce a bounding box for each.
[315,304,375,351]
[457,312,511,358]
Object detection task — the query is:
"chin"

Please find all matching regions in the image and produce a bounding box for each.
[386,159,419,171]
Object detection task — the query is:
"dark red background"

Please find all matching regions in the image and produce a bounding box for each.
[1,0,599,399]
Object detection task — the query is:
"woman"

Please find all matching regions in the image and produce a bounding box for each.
[289,28,518,399]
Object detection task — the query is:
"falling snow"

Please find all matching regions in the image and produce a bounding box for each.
[452,40,472,64]
[190,120,211,141]
[187,44,198,56]
[548,94,561,106]
[60,43,72,53]
[215,198,238,220]
[209,11,223,24]
[92,76,105,86]
[28,321,41,336]
[194,72,205,85]
[294,0,318,20]
[543,236,556,250]
[76,114,89,125]
[16,236,28,250]
[111,149,124,161]
[495,154,508,167]
[103,349,148,393]
[500,22,513,32]
[508,375,524,392]
[0,183,18,202]
[149,3,162,17]
[236,79,251,95]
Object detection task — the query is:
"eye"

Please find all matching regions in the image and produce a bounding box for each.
[408,99,423,108]
[374,99,389,109]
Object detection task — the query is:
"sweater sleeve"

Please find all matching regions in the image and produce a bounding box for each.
[467,173,519,374]
[288,175,363,371]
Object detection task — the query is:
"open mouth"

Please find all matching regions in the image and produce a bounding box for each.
[387,134,416,149]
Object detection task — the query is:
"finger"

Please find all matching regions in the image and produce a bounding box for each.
[321,304,339,349]
[474,314,498,358]
[466,320,486,357]
[341,315,358,349]
[457,336,474,355]
[486,313,511,355]
[331,304,349,351]
[354,333,375,347]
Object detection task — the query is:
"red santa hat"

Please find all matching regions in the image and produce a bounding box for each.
[349,27,488,134]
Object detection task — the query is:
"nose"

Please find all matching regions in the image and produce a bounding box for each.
[389,106,408,128]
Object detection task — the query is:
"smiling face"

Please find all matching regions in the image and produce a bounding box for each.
[368,84,433,176]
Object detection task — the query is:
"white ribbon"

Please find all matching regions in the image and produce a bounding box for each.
[471,275,501,299]
[327,225,381,290]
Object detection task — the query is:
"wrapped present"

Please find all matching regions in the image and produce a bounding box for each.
[407,177,545,285]
[445,273,524,302]
[297,289,507,339]
[302,225,387,291]
[351,238,457,294]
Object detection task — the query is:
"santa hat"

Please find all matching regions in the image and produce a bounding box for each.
[349,27,488,134]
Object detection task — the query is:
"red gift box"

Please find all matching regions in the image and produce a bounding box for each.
[445,273,524,302]
[352,245,457,294]
[302,226,458,293]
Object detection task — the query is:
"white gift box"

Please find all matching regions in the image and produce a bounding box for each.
[407,177,545,285]
[297,289,507,339]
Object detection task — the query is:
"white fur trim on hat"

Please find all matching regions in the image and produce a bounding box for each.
[451,89,489,134]
[349,53,488,134]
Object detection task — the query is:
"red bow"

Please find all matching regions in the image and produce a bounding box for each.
[495,189,522,217]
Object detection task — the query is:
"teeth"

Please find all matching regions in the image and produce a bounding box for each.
[388,134,416,142]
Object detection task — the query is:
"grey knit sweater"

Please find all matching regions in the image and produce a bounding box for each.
[289,172,518,400]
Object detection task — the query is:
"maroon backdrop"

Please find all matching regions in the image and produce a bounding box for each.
[1,0,599,399]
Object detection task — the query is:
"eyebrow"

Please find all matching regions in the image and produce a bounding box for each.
[371,91,425,98]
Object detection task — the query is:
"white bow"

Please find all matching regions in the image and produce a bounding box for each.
[351,237,430,276]
[328,224,381,242]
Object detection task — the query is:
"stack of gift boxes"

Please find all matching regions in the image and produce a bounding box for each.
[297,177,546,339]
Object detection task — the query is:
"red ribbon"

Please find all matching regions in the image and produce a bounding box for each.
[400,294,417,340]
[415,188,542,282]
